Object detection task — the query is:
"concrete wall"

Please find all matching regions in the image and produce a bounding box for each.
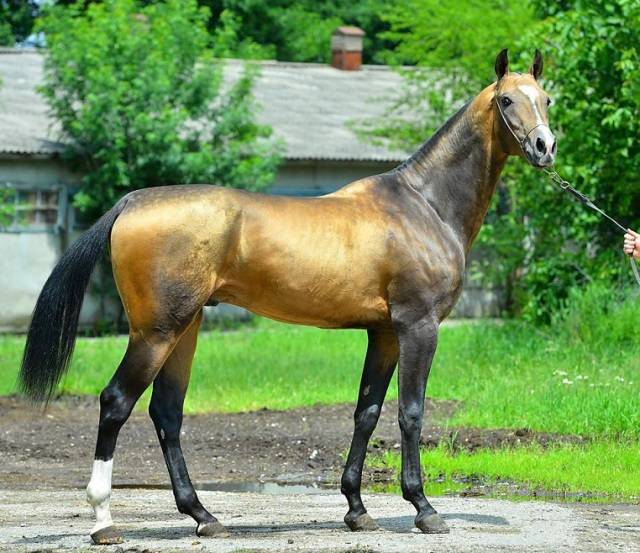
[0,231,61,331]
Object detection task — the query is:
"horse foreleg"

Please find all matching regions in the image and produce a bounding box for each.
[341,327,398,531]
[148,311,229,537]
[86,329,182,544]
[395,314,449,534]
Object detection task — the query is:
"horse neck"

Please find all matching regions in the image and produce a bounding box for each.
[394,88,507,253]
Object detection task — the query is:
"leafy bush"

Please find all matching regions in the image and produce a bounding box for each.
[0,0,38,45]
[39,0,282,219]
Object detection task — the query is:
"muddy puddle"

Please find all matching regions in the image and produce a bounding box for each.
[114,481,330,494]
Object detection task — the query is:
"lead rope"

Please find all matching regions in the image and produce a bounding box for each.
[543,168,640,287]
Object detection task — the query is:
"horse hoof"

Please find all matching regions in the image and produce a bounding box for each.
[345,512,379,532]
[415,512,449,534]
[90,526,124,545]
[197,520,230,538]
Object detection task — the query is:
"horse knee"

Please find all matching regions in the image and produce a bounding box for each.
[98,386,134,431]
[354,404,381,435]
[398,404,423,436]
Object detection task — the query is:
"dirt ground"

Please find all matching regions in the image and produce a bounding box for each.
[1,395,638,552]
[0,394,584,491]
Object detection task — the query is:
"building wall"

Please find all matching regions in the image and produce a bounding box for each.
[0,158,74,331]
[0,157,503,332]
[270,159,398,195]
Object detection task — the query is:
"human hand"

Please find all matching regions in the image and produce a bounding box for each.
[624,229,640,260]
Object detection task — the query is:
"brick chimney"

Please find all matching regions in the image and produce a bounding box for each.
[331,26,365,71]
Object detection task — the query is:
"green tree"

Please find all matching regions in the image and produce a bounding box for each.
[363,0,535,147]
[39,0,281,219]
[479,0,640,319]
[0,1,39,45]
[198,0,392,63]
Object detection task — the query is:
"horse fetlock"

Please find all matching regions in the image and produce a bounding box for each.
[340,466,361,495]
[174,489,201,514]
[87,459,114,534]
[401,480,425,503]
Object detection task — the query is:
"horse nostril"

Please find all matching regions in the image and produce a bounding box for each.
[536,137,546,154]
[551,140,557,154]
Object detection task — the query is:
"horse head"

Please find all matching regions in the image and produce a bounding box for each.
[493,48,557,168]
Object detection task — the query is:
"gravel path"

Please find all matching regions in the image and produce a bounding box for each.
[1,489,639,552]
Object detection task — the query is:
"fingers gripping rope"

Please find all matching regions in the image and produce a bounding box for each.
[543,169,640,287]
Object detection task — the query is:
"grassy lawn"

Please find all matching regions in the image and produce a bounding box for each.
[1,284,638,500]
[369,441,640,502]
[0,321,370,413]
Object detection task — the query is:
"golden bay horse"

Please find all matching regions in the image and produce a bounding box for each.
[20,49,556,544]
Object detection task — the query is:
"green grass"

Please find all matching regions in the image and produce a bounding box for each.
[1,284,638,437]
[0,323,371,413]
[428,284,640,438]
[369,441,640,502]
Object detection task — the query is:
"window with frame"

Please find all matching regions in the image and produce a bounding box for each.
[1,184,66,232]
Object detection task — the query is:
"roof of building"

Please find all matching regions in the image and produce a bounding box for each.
[0,50,411,162]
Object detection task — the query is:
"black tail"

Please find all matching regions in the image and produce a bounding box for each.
[19,199,128,403]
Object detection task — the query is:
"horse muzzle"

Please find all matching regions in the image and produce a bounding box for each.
[523,125,557,168]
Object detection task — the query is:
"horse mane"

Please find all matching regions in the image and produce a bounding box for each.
[393,101,472,175]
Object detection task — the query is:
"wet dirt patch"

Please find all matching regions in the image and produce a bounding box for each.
[0,394,582,493]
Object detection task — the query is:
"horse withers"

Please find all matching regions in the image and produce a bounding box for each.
[19,49,556,544]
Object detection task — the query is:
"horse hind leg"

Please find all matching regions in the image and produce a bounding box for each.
[86,324,189,545]
[148,310,229,537]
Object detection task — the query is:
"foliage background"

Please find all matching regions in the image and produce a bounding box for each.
[39,0,281,219]
[482,0,640,319]
[0,0,394,63]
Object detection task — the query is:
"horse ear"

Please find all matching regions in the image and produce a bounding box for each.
[495,49,509,80]
[529,49,543,80]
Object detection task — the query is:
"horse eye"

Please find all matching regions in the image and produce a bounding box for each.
[546,97,552,107]
[501,96,512,107]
